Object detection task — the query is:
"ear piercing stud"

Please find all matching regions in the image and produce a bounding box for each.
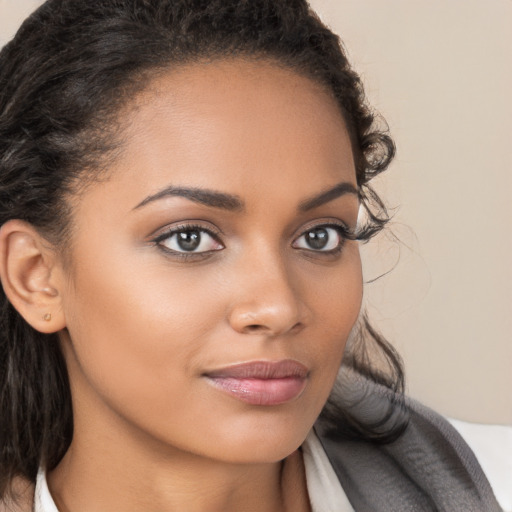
[43,313,52,322]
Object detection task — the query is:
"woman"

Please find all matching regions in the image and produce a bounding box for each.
[0,1,502,510]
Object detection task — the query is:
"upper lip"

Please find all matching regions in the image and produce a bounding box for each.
[204,360,309,379]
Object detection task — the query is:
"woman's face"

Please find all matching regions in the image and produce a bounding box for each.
[57,59,363,464]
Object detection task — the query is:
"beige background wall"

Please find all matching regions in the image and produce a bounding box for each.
[1,1,511,425]
[309,0,512,425]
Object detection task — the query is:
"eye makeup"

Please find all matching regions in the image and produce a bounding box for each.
[150,222,224,261]
[149,216,355,265]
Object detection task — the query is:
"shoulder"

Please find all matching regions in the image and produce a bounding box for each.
[315,376,503,512]
[0,476,34,512]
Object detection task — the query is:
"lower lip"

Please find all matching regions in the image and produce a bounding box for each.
[206,376,307,406]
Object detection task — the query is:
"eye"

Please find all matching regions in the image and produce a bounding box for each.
[154,226,224,254]
[292,225,346,252]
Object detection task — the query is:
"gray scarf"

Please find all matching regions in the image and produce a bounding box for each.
[316,375,502,511]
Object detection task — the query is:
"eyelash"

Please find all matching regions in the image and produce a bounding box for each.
[152,223,224,261]
[292,221,351,255]
[151,221,352,260]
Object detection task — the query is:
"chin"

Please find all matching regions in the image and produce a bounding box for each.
[194,414,315,465]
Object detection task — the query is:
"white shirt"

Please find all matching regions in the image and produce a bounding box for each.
[34,430,354,512]
[302,430,355,512]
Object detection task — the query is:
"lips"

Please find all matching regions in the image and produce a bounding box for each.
[204,360,309,406]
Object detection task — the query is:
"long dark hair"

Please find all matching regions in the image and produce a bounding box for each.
[0,0,403,497]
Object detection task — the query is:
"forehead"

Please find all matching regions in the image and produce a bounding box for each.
[77,59,356,215]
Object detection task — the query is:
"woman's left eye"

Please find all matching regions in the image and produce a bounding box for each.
[292,226,346,252]
[155,227,224,254]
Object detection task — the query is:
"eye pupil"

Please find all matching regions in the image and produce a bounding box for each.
[306,228,329,249]
[177,230,201,251]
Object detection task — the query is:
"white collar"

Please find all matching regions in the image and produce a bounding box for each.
[302,430,355,512]
[34,468,58,512]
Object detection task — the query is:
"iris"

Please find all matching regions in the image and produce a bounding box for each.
[305,227,329,250]
[177,230,201,251]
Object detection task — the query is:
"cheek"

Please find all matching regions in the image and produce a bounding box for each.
[59,258,236,460]
[297,243,363,393]
[308,242,363,339]
[60,246,226,410]
[319,249,362,361]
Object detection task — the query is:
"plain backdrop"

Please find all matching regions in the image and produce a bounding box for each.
[1,0,511,425]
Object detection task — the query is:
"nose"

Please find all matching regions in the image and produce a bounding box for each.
[227,252,309,337]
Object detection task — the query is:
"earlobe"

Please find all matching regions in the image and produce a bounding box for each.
[0,220,66,333]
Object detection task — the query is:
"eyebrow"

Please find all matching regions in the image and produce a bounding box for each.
[133,180,358,212]
[133,186,245,212]
[298,182,358,212]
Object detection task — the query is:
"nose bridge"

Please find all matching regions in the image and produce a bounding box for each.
[249,243,297,303]
[228,240,306,336]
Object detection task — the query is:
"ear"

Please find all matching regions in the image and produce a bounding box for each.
[0,219,66,333]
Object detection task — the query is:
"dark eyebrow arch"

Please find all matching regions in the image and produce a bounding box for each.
[133,186,245,212]
[298,182,359,212]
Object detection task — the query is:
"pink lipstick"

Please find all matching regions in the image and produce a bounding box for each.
[204,360,308,406]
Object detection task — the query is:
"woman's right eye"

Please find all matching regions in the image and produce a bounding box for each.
[154,226,224,255]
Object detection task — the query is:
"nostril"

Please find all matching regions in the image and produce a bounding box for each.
[290,322,304,334]
[244,324,264,333]
[242,322,304,335]
[229,300,306,336]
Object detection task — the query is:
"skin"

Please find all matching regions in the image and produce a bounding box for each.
[39,60,363,511]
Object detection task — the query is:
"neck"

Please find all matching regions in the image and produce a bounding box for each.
[47,416,310,512]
